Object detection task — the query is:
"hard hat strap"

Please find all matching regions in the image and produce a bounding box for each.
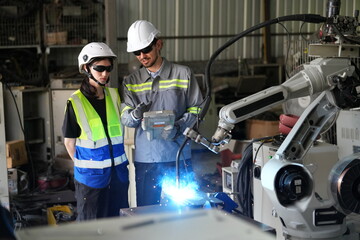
[81,70,108,87]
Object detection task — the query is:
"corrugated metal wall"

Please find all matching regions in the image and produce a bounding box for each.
[117,0,360,64]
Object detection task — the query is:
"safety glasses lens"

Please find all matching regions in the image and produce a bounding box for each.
[133,44,154,56]
[92,65,113,72]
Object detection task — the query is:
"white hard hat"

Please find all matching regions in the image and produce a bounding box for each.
[127,20,160,52]
[78,42,117,72]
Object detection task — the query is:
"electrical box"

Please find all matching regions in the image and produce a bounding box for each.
[221,160,241,203]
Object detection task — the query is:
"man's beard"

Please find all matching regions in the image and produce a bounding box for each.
[142,55,158,69]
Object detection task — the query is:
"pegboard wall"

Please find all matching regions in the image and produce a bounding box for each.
[43,2,105,46]
[0,1,105,47]
[0,3,41,46]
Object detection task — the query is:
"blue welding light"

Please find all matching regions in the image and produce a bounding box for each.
[203,200,212,209]
[161,174,201,206]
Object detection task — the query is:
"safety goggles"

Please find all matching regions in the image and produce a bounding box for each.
[92,65,113,72]
[133,39,157,56]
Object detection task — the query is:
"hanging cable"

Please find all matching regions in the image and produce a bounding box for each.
[278,22,291,79]
[199,14,326,124]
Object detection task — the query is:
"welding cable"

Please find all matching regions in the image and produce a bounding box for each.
[186,14,327,171]
[199,14,326,124]
[185,14,327,177]
[175,137,189,188]
[277,22,291,79]
[235,142,254,218]
[174,140,191,174]
[235,136,278,218]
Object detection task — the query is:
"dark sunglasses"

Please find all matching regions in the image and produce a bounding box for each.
[92,65,113,72]
[133,39,157,56]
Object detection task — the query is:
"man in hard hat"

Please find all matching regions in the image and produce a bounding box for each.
[121,20,203,206]
[63,42,129,220]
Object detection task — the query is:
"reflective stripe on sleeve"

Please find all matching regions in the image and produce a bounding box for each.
[121,105,133,116]
[187,107,201,114]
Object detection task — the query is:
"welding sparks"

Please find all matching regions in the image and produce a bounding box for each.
[161,174,201,206]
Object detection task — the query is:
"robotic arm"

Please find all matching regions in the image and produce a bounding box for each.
[185,58,355,152]
[183,3,360,238]
[185,57,360,239]
[184,3,360,238]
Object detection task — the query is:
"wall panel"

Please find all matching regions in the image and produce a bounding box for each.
[117,0,359,64]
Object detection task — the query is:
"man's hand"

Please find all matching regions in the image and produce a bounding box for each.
[132,102,152,120]
[161,124,179,140]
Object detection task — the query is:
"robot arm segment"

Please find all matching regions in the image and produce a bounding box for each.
[185,58,354,153]
[209,58,354,150]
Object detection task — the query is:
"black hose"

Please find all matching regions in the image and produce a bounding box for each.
[199,14,326,122]
[235,142,253,218]
[175,137,189,188]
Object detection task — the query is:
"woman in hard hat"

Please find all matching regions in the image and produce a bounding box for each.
[62,42,129,221]
[121,20,203,206]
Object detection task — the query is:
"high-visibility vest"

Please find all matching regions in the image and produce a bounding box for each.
[69,87,128,188]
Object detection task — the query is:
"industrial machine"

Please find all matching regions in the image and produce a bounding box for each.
[252,141,341,239]
[185,1,360,239]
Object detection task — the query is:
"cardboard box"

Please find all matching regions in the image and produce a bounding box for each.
[6,140,28,168]
[246,119,279,139]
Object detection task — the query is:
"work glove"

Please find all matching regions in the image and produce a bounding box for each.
[132,102,151,120]
[161,124,180,141]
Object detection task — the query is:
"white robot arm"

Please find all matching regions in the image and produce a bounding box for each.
[185,57,360,239]
[185,57,355,152]
[184,3,360,238]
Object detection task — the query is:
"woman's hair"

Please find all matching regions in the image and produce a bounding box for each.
[80,57,114,99]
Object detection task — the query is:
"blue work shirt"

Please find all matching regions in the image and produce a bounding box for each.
[121,58,203,163]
